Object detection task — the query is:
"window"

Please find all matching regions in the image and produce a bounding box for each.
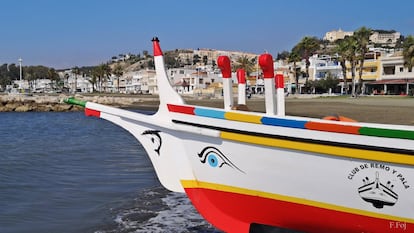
[400,67,404,72]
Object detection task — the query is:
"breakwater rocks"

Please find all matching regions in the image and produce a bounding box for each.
[0,94,160,112]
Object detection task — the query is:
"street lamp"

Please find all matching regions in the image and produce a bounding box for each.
[18,57,23,89]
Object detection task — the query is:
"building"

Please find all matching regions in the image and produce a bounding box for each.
[365,51,414,95]
[324,29,354,42]
[370,30,401,47]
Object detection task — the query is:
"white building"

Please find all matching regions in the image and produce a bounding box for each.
[308,54,343,80]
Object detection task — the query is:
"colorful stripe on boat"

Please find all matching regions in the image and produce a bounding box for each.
[167,104,414,140]
[172,119,414,166]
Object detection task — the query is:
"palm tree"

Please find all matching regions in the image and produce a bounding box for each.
[288,51,301,94]
[293,36,320,92]
[112,64,124,92]
[234,55,255,76]
[93,64,112,92]
[354,27,372,95]
[335,38,353,94]
[403,35,414,72]
[343,36,359,97]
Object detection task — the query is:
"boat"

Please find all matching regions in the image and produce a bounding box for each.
[65,37,414,233]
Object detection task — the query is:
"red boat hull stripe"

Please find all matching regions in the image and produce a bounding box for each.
[85,108,101,118]
[184,186,413,233]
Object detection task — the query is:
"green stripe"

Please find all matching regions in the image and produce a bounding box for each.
[64,97,86,107]
[360,127,414,140]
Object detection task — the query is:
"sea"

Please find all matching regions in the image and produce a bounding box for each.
[0,111,220,233]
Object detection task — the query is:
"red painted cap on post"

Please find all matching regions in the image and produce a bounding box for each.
[217,56,231,78]
[259,54,274,79]
[276,74,284,88]
[152,37,163,56]
[237,69,246,84]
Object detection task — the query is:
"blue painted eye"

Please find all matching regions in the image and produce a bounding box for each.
[197,146,244,173]
[208,154,218,167]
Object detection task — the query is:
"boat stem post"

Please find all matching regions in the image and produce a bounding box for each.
[259,54,276,115]
[276,74,285,116]
[237,69,246,105]
[218,56,233,110]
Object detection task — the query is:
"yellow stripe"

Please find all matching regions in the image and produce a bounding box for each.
[221,131,414,166]
[181,179,414,224]
[224,112,262,124]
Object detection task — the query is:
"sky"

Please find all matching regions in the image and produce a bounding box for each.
[1,0,414,69]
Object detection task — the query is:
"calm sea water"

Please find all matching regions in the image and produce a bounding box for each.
[0,111,219,233]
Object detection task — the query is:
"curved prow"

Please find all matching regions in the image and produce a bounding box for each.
[218,56,233,110]
[152,37,184,112]
[259,53,276,115]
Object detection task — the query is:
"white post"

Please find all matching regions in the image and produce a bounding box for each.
[237,69,246,105]
[276,74,285,116]
[218,56,233,110]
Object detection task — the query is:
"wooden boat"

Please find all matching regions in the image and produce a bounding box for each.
[65,37,414,233]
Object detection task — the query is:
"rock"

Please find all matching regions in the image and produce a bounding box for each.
[4,102,20,111]
[14,104,32,112]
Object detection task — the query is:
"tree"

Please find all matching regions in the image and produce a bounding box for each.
[47,68,60,90]
[234,55,255,76]
[354,27,372,95]
[293,36,320,92]
[335,38,351,94]
[276,51,290,60]
[343,36,359,97]
[112,64,124,92]
[93,64,111,92]
[288,51,301,94]
[193,54,201,65]
[403,35,414,72]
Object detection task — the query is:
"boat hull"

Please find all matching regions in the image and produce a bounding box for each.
[169,128,414,233]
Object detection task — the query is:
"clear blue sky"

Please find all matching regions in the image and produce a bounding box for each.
[1,0,413,69]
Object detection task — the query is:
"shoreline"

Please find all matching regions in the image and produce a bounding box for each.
[1,94,413,125]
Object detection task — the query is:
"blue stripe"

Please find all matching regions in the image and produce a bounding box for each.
[194,108,226,119]
[261,117,306,129]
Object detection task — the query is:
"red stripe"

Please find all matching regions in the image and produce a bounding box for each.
[167,104,195,115]
[276,74,284,88]
[185,187,411,233]
[305,121,361,134]
[152,38,163,56]
[85,108,100,118]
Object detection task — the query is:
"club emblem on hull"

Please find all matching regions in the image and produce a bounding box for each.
[142,130,162,155]
[198,146,244,173]
[358,172,398,208]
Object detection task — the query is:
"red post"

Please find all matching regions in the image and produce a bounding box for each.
[217,56,231,78]
[259,54,274,78]
[237,69,246,84]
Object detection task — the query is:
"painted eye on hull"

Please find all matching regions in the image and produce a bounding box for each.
[142,130,162,155]
[198,146,244,173]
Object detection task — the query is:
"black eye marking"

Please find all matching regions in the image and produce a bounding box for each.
[142,130,162,155]
[198,146,244,173]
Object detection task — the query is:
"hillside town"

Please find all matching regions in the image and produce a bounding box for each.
[2,28,414,97]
